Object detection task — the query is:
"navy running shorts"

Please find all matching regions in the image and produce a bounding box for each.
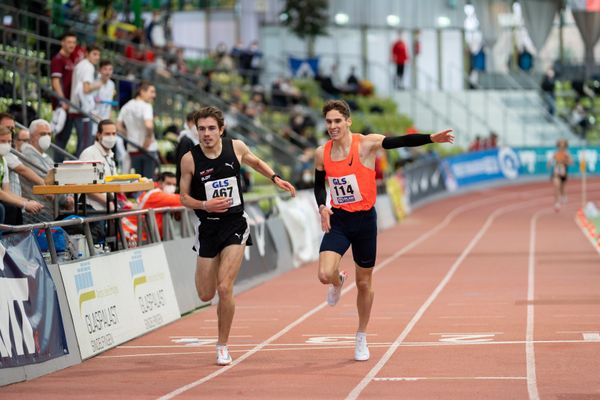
[319,207,377,268]
[193,212,253,258]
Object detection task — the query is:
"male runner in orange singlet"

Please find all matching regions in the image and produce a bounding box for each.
[313,99,454,361]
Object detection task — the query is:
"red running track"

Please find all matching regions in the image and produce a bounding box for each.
[2,179,600,399]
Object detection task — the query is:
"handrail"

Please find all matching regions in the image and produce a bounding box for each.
[414,64,495,135]
[0,189,293,263]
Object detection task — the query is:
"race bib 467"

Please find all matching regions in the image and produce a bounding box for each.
[205,177,242,207]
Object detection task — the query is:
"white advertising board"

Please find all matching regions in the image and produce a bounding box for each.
[60,245,181,359]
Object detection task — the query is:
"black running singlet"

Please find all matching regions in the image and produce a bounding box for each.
[190,137,245,219]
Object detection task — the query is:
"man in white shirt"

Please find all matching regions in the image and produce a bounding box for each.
[80,119,118,211]
[116,81,157,178]
[70,45,102,157]
[91,60,127,173]
[93,60,116,121]
[0,126,43,225]
[0,112,46,197]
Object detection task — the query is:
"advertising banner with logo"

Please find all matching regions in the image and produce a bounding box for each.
[60,245,181,359]
[404,155,447,204]
[441,147,521,190]
[237,204,278,282]
[0,232,68,368]
[515,146,600,177]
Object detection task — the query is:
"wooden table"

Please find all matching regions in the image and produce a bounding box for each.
[33,181,154,215]
[33,181,154,251]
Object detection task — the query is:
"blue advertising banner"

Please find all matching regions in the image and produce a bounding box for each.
[515,146,600,177]
[441,147,521,190]
[0,232,68,368]
[288,56,319,78]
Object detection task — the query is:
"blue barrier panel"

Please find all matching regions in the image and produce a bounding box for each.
[515,147,600,177]
[441,147,521,190]
[0,232,68,368]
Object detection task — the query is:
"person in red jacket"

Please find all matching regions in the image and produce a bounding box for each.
[123,171,181,241]
[391,37,409,89]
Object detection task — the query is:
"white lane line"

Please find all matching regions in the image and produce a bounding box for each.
[101,338,600,359]
[526,209,550,400]
[156,188,521,399]
[203,318,279,322]
[346,198,547,400]
[439,316,505,319]
[373,376,526,382]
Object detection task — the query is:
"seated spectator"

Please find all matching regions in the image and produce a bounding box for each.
[14,129,30,152]
[214,42,235,72]
[79,119,118,212]
[123,171,181,241]
[345,66,360,94]
[0,112,46,197]
[20,119,74,223]
[570,101,591,137]
[0,126,43,225]
[315,69,340,97]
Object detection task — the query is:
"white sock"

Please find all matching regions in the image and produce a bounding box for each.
[356,332,367,340]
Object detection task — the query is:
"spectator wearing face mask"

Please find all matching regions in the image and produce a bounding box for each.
[122,171,181,241]
[79,119,118,211]
[20,119,74,223]
[0,126,43,225]
[0,112,46,197]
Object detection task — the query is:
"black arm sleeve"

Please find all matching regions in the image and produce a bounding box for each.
[314,169,327,207]
[382,134,432,149]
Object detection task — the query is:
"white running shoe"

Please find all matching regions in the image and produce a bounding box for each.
[216,344,232,366]
[355,332,370,361]
[327,271,347,306]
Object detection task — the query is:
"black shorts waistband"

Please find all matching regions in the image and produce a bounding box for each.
[330,207,375,216]
[198,212,245,223]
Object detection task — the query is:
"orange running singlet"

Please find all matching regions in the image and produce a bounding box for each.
[323,134,376,212]
[553,150,569,177]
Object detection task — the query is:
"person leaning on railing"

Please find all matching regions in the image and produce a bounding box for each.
[0,127,43,225]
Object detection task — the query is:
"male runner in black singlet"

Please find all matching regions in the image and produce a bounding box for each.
[179,106,296,365]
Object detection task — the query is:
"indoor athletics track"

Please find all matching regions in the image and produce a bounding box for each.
[2,179,600,399]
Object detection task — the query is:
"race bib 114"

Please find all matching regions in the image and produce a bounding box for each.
[329,174,363,205]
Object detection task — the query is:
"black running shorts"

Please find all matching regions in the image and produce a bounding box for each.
[194,213,253,258]
[319,207,377,268]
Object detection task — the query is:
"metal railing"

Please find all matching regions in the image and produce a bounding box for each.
[0,206,195,264]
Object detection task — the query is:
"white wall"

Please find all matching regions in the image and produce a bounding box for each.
[260,26,464,96]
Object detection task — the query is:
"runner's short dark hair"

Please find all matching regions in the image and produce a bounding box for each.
[194,106,224,129]
[322,100,351,119]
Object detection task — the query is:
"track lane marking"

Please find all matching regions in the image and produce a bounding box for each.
[346,198,551,400]
[156,188,530,399]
